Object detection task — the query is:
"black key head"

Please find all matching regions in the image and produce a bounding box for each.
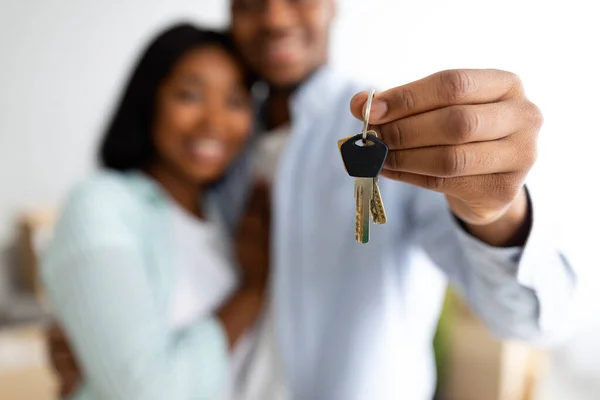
[340,132,389,178]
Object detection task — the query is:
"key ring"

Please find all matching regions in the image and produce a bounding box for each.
[362,89,376,142]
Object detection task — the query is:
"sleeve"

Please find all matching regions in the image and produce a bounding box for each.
[409,185,578,344]
[40,179,230,400]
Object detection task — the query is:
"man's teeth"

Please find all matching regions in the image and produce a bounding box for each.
[266,38,301,56]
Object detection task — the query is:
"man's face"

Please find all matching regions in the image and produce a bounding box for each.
[231,0,335,88]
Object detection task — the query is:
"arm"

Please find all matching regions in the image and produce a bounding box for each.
[349,69,579,343]
[409,185,576,343]
[46,322,82,398]
[218,287,265,349]
[462,186,531,247]
[219,181,271,348]
[41,181,229,400]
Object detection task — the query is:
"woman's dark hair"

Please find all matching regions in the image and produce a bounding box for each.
[99,23,250,171]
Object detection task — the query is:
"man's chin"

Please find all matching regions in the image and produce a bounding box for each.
[261,65,315,90]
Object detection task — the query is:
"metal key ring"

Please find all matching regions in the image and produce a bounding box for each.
[362,89,376,142]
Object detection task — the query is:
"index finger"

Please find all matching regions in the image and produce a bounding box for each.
[350,69,523,124]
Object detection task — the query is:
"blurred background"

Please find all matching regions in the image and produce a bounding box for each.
[0,0,598,399]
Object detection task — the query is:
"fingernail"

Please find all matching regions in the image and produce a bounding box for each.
[366,99,387,121]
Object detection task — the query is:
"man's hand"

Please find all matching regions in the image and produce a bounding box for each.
[235,182,271,290]
[217,183,272,349]
[350,69,542,246]
[46,322,82,398]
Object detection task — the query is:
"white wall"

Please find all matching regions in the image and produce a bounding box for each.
[1,0,598,303]
[0,2,227,228]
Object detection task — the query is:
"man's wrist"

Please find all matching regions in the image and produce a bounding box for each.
[463,187,532,247]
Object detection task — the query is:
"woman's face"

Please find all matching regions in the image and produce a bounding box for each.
[152,45,252,185]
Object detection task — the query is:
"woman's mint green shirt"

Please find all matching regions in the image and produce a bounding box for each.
[41,170,229,400]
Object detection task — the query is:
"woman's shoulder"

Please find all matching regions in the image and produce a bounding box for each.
[41,170,164,293]
[64,169,162,213]
[68,169,141,202]
[50,170,158,248]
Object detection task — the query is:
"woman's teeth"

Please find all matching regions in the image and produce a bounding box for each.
[191,139,226,161]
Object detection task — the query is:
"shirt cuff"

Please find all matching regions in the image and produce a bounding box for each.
[451,206,525,282]
[514,184,576,336]
[452,185,576,336]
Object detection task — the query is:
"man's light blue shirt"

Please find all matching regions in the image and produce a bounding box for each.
[217,65,577,399]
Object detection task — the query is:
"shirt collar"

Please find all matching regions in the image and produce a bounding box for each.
[124,169,220,215]
[251,64,346,128]
[290,64,344,119]
[124,170,166,204]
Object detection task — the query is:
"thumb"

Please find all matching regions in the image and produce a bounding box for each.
[349,91,388,124]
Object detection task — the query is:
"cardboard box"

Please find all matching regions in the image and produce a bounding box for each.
[0,323,58,400]
[18,208,57,303]
[440,291,546,400]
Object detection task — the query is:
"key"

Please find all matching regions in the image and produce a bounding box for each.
[344,137,387,225]
[338,135,355,173]
[355,177,373,242]
[361,90,387,227]
[338,89,388,243]
[370,177,387,224]
[340,132,388,243]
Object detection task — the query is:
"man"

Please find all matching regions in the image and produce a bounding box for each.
[51,0,576,398]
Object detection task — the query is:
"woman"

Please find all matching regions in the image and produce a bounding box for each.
[41,23,283,400]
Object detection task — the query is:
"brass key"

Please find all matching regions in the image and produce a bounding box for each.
[355,177,373,243]
[370,178,387,224]
[340,131,388,244]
